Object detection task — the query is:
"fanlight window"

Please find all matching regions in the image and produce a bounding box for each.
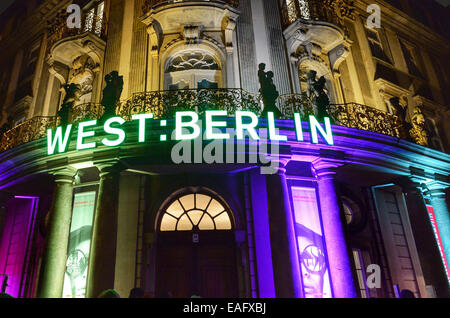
[167,52,220,72]
[160,193,232,232]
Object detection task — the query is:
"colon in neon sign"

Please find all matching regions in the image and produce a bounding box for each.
[47,111,334,155]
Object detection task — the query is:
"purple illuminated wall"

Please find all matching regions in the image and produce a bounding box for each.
[0,197,38,297]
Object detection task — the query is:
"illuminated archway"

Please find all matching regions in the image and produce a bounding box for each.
[159,191,233,232]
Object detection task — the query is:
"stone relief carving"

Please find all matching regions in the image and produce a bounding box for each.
[409,106,429,147]
[389,96,411,140]
[68,54,100,104]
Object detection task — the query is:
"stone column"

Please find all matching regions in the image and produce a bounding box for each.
[36,167,77,298]
[86,163,122,298]
[312,159,356,298]
[397,178,450,297]
[425,186,450,271]
[265,163,302,298]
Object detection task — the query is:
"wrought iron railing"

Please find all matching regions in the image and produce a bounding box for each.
[280,0,355,31]
[71,102,105,123]
[278,93,400,138]
[0,116,59,153]
[0,89,415,152]
[142,0,239,13]
[118,89,262,120]
[47,13,107,51]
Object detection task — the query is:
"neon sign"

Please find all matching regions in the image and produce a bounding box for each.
[47,111,334,156]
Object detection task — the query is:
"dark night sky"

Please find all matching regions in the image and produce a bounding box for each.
[0,0,15,15]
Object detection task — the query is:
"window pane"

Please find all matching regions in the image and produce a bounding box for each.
[177,214,193,231]
[161,214,177,232]
[167,200,184,218]
[343,202,353,225]
[207,199,225,217]
[187,210,204,226]
[198,214,215,230]
[196,194,211,210]
[179,194,195,211]
[214,212,232,230]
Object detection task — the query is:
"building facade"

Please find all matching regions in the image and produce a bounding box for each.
[0,0,449,298]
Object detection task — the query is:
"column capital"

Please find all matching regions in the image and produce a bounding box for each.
[95,161,126,178]
[424,187,448,198]
[311,158,344,179]
[395,176,423,194]
[420,180,449,198]
[261,157,291,176]
[51,167,78,184]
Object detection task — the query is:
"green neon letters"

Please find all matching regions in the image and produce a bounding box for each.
[132,113,153,142]
[205,110,230,140]
[47,125,73,155]
[176,111,201,140]
[46,112,334,155]
[102,117,126,147]
[76,120,97,150]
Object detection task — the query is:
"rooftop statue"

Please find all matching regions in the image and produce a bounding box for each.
[307,70,330,121]
[101,71,123,120]
[59,83,81,126]
[258,63,282,119]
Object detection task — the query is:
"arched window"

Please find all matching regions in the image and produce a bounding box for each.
[160,193,232,232]
[164,50,222,90]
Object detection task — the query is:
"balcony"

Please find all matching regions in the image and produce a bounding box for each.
[47,12,107,53]
[281,0,354,31]
[142,0,239,13]
[0,88,427,153]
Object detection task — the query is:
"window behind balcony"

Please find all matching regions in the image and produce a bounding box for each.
[286,0,311,21]
[83,1,104,37]
[165,50,222,90]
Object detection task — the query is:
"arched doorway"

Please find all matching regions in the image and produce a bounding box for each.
[155,189,238,298]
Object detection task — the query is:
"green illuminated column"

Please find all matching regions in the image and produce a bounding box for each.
[36,167,77,298]
[86,162,123,298]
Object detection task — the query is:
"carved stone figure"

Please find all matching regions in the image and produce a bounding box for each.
[409,106,428,146]
[101,71,124,120]
[68,55,99,105]
[59,83,81,126]
[307,70,330,121]
[389,96,411,140]
[258,63,282,118]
